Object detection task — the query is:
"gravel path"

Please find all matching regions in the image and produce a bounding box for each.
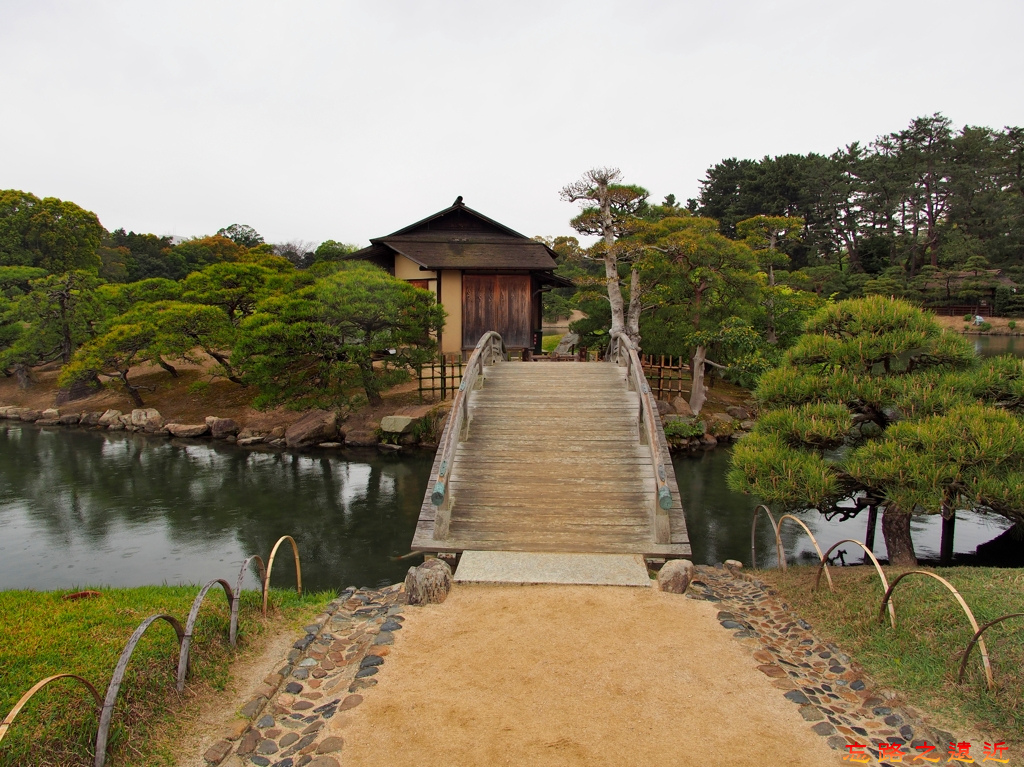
[188,565,980,767]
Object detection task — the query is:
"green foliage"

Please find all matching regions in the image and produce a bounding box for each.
[1,270,106,368]
[313,240,361,263]
[664,419,704,440]
[964,314,973,321]
[216,223,264,248]
[0,189,104,272]
[729,296,1024,536]
[181,262,277,323]
[235,262,445,409]
[1010,320,1017,330]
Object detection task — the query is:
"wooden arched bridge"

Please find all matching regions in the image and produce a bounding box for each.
[412,331,690,563]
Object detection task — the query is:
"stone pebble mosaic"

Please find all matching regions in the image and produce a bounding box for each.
[201,583,405,767]
[691,564,973,766]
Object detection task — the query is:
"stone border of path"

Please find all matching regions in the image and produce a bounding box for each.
[201,583,406,767]
[690,564,969,765]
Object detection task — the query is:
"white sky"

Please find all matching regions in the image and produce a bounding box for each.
[2,1,1023,248]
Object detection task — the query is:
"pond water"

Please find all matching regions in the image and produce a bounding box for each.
[673,448,1011,569]
[0,425,431,593]
[0,419,1014,594]
[972,333,1024,358]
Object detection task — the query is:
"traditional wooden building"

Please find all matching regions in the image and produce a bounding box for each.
[347,197,570,355]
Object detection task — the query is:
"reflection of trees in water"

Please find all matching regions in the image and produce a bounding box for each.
[0,426,433,590]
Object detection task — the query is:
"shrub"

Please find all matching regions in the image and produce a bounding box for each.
[979,321,992,332]
[664,420,704,440]
[964,314,973,322]
[1009,320,1017,331]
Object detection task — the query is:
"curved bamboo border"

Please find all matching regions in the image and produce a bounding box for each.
[876,571,993,689]
[750,505,785,570]
[814,539,896,628]
[777,514,834,592]
[0,674,101,744]
[234,554,266,640]
[263,535,302,616]
[957,613,1024,687]
[94,614,185,767]
[175,579,234,692]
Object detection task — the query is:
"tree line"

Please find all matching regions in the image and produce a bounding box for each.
[0,190,442,408]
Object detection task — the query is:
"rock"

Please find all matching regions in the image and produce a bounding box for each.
[860,420,883,438]
[317,442,342,448]
[80,411,103,426]
[552,332,579,355]
[709,412,734,429]
[285,410,338,448]
[206,416,240,439]
[657,559,694,593]
[167,422,211,438]
[131,408,164,431]
[724,559,743,572]
[316,737,344,754]
[19,409,42,422]
[269,426,286,439]
[308,757,341,767]
[740,419,756,431]
[0,406,17,418]
[398,432,418,446]
[656,399,672,416]
[700,433,718,448]
[41,408,60,420]
[379,443,402,452]
[405,558,453,605]
[203,739,234,765]
[344,429,379,447]
[379,415,415,434]
[58,413,81,425]
[725,405,751,420]
[98,409,123,427]
[237,436,266,446]
[670,397,693,417]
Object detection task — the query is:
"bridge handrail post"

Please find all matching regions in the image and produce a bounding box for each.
[609,332,672,544]
[430,331,507,540]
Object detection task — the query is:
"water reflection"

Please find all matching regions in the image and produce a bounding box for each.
[972,334,1024,358]
[0,425,432,592]
[673,447,1011,568]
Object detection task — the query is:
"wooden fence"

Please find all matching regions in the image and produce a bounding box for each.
[417,354,465,401]
[640,355,690,401]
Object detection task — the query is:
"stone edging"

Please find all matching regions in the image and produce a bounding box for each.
[201,583,406,767]
[689,565,967,765]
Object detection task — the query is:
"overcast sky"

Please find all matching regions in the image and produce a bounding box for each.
[2,1,1023,248]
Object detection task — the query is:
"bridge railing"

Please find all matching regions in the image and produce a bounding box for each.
[430,331,507,539]
[609,332,672,544]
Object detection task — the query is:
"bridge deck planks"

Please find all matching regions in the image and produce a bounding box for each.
[412,361,690,558]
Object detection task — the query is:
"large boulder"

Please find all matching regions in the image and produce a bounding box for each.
[167,423,210,438]
[670,396,694,417]
[206,416,239,439]
[58,413,81,426]
[18,409,42,422]
[285,410,338,448]
[131,408,164,432]
[80,412,103,427]
[657,559,695,593]
[379,415,415,435]
[405,558,453,605]
[345,429,379,447]
[98,409,123,427]
[725,405,751,420]
[656,399,672,416]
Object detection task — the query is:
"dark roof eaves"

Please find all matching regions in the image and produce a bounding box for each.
[385,200,529,239]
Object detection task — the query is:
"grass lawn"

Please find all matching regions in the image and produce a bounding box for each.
[542,333,563,353]
[757,566,1024,750]
[0,585,333,767]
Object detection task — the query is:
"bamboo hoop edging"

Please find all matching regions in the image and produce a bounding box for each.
[957,613,1024,687]
[94,614,185,767]
[813,539,896,629]
[263,535,302,617]
[235,554,266,640]
[175,579,234,692]
[876,570,994,690]
[750,504,786,571]
[0,675,102,745]
[776,514,834,592]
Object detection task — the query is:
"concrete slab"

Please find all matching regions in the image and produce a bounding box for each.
[454,551,652,587]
